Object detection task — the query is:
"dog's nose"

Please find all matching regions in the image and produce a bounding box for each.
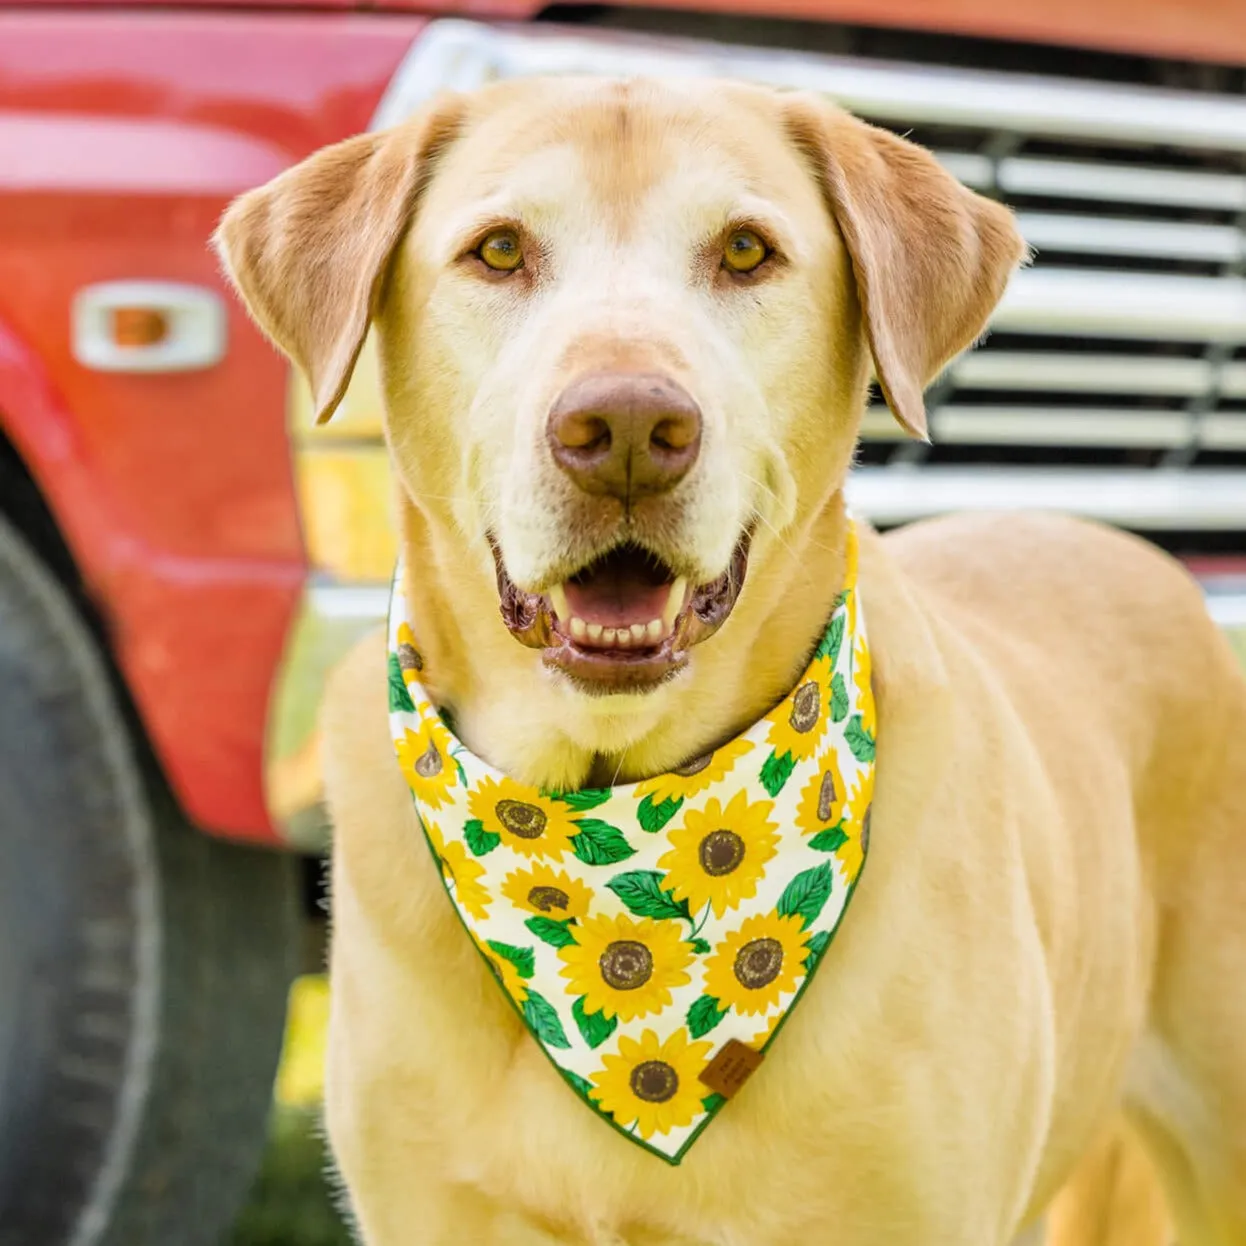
[547,372,702,502]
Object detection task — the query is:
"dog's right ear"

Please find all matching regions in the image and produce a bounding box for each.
[213,100,463,424]
[783,94,1027,441]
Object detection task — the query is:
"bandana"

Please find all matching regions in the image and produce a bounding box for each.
[386,524,876,1164]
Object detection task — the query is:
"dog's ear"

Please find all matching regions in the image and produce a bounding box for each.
[213,100,463,425]
[784,96,1027,440]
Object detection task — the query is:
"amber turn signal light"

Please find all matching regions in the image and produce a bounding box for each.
[111,307,170,349]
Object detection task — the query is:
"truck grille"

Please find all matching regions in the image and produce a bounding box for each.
[378,17,1246,544]
[849,79,1246,540]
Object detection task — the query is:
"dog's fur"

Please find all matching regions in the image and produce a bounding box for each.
[216,78,1246,1245]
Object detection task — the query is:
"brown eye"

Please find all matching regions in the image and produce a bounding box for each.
[722,228,769,274]
[477,228,524,273]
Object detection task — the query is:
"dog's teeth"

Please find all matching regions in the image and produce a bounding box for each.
[663,577,688,630]
[602,628,617,646]
[587,622,603,642]
[629,623,647,643]
[549,584,569,621]
[570,616,587,641]
[646,618,664,642]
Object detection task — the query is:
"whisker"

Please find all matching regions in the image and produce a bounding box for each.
[738,471,840,562]
[738,472,801,562]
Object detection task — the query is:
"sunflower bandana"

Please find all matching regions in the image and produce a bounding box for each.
[387,525,876,1164]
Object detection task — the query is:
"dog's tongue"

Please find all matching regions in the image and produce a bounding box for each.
[563,546,675,629]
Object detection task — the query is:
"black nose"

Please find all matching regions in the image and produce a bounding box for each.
[546,371,702,503]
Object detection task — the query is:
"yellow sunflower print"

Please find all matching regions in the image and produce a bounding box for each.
[795,746,848,837]
[395,622,426,687]
[750,1007,784,1050]
[853,635,876,738]
[836,770,875,879]
[702,912,808,1016]
[501,866,593,920]
[472,933,529,1005]
[657,790,778,919]
[590,1027,714,1140]
[395,711,457,810]
[423,817,491,921]
[633,736,755,805]
[469,776,577,861]
[765,657,831,763]
[559,913,694,1021]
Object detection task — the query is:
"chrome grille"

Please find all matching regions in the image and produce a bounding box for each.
[380,18,1246,540]
[862,89,1246,524]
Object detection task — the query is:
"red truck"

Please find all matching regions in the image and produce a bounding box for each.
[1,2,1244,1242]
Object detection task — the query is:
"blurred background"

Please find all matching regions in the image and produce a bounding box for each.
[1,1,1244,1243]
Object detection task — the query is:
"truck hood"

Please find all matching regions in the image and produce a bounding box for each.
[26,0,1244,68]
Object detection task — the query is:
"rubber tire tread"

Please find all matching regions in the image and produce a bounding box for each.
[0,513,300,1246]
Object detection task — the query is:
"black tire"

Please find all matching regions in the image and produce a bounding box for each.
[0,514,300,1246]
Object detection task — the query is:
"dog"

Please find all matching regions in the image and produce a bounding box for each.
[215,77,1246,1245]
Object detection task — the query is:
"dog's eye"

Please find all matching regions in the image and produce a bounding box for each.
[477,229,524,273]
[722,229,769,274]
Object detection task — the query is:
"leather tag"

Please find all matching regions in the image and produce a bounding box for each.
[699,1039,764,1099]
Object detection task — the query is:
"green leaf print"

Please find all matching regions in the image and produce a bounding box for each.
[463,818,501,857]
[690,937,712,955]
[701,1092,727,1113]
[759,749,797,798]
[572,996,618,1049]
[816,612,845,666]
[525,916,576,949]
[570,819,637,866]
[551,788,612,811]
[452,755,469,789]
[565,1069,596,1100]
[830,672,849,723]
[486,940,535,979]
[387,652,415,714]
[686,994,728,1040]
[776,863,834,931]
[845,715,876,763]
[523,990,571,1050]
[804,929,832,973]
[636,793,683,833]
[808,825,848,854]
[606,871,691,922]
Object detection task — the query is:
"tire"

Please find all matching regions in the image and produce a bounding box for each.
[0,515,301,1246]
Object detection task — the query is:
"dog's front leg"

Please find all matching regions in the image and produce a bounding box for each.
[331,1149,715,1246]
[339,1185,724,1246]
[334,1175,579,1246]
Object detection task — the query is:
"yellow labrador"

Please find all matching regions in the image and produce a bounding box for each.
[215,78,1246,1246]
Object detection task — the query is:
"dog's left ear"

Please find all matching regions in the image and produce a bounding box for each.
[784,95,1027,440]
[213,97,463,425]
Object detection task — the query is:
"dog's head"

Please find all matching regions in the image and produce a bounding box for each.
[216,78,1022,704]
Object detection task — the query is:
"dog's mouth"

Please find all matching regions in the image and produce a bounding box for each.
[493,533,752,694]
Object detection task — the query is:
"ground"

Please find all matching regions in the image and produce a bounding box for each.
[232,976,352,1246]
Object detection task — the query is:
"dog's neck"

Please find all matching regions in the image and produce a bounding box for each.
[397,493,849,792]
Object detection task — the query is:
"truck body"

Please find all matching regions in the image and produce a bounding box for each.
[4,1,1245,850]
[3,1,1245,850]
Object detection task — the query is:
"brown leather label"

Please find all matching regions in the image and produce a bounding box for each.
[698,1039,764,1100]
